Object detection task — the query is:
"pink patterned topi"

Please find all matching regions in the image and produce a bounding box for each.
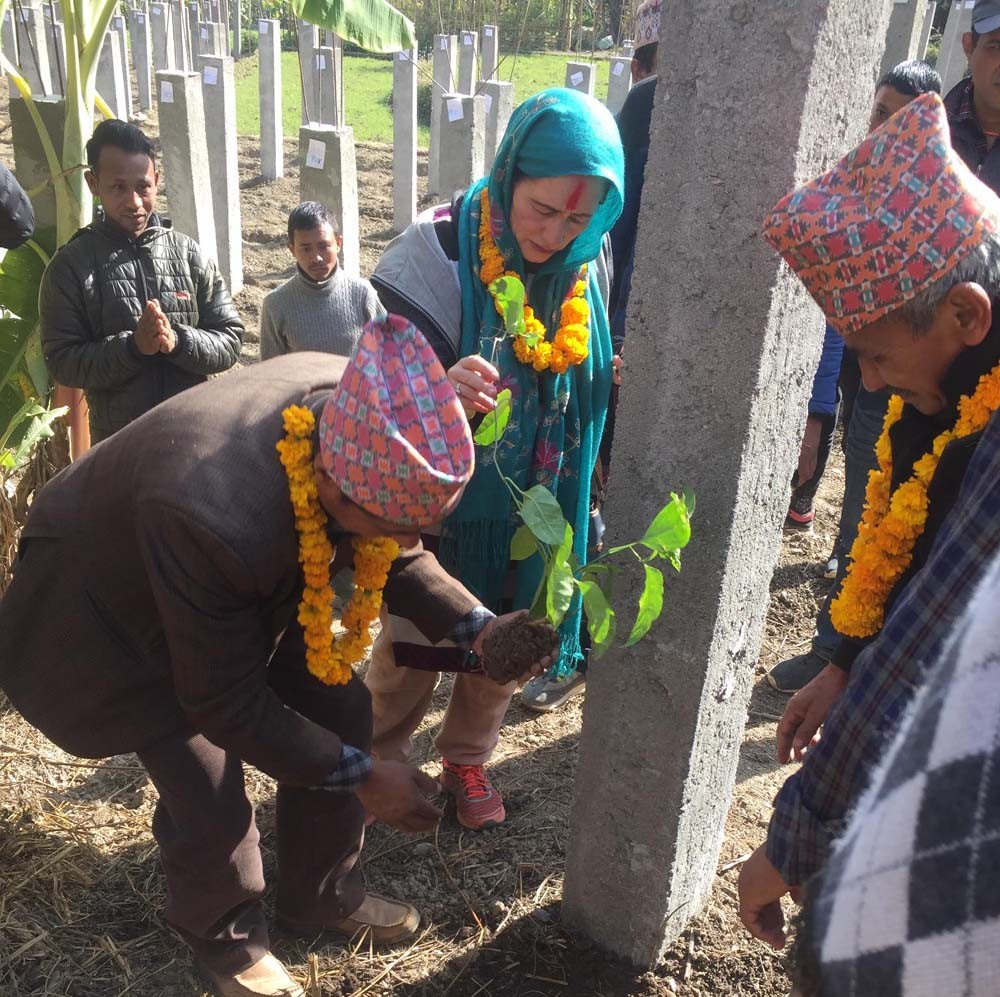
[763,92,1000,337]
[319,315,475,527]
[633,0,661,47]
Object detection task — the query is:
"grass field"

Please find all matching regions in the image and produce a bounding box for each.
[232,48,614,146]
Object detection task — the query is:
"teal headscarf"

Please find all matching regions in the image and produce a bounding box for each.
[438,88,625,676]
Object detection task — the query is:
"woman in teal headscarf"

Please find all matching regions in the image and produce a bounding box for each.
[368,88,624,830]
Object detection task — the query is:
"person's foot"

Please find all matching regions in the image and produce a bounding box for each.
[520,667,587,712]
[201,952,305,997]
[440,759,505,830]
[277,893,420,946]
[822,554,838,580]
[784,502,815,531]
[766,650,830,694]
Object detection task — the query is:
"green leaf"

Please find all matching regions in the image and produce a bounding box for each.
[626,564,664,647]
[579,561,615,598]
[682,487,696,517]
[578,579,616,657]
[639,494,692,556]
[519,484,567,546]
[9,405,67,470]
[23,329,49,397]
[487,275,527,339]
[290,0,416,52]
[510,523,537,561]
[545,524,576,627]
[473,387,512,446]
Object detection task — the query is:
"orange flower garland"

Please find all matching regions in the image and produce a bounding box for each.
[830,360,1000,638]
[478,189,590,374]
[276,405,400,685]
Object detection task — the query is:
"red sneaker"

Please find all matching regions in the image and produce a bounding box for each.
[440,759,506,830]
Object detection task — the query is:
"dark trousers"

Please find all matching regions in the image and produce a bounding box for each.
[137,649,372,976]
[790,401,840,510]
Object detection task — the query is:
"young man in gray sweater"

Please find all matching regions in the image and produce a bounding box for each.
[259,202,382,360]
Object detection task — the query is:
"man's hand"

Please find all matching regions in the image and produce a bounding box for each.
[776,663,850,764]
[134,300,166,355]
[794,414,823,487]
[473,610,556,684]
[355,760,443,833]
[612,354,624,387]
[738,844,799,949]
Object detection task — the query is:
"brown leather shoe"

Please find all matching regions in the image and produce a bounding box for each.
[202,953,305,997]
[277,892,420,945]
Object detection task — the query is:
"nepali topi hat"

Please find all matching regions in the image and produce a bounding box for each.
[762,92,1000,337]
[319,314,474,527]
[633,0,661,47]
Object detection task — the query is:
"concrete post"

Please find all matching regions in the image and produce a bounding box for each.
[606,55,631,114]
[562,0,895,967]
[258,17,282,179]
[297,19,318,124]
[111,12,133,117]
[168,0,188,71]
[565,60,595,96]
[299,125,360,277]
[231,0,241,59]
[481,79,514,172]
[197,20,224,56]
[481,23,498,81]
[919,1,937,58]
[43,13,65,97]
[187,1,199,58]
[156,69,217,261]
[199,54,242,294]
[15,5,53,96]
[331,32,344,125]
[312,45,335,125]
[458,30,478,93]
[392,47,417,233]
[438,93,485,198]
[429,33,458,195]
[97,28,129,119]
[880,0,927,75]
[150,2,174,76]
[130,1,154,111]
[2,10,19,68]
[938,0,973,94]
[621,39,635,57]
[9,95,64,230]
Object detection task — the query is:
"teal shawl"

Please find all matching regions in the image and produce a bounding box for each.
[438,88,625,676]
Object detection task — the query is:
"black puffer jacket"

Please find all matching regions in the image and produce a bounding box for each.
[40,213,244,442]
[0,162,35,249]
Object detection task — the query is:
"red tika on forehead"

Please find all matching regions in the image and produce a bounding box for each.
[762,92,1000,337]
[565,180,586,212]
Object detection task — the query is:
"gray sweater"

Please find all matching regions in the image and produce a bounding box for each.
[259,266,382,360]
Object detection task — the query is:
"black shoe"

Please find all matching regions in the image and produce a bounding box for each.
[766,650,830,694]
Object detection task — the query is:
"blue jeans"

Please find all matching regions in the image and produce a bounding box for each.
[813,386,889,657]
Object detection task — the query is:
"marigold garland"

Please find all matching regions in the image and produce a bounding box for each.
[830,360,1000,638]
[276,405,400,685]
[479,189,590,375]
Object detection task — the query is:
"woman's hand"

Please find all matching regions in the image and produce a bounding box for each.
[448,356,500,418]
[612,354,624,387]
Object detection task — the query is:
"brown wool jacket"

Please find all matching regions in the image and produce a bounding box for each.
[0,353,478,786]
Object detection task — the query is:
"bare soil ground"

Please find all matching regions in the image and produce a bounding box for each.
[0,92,846,996]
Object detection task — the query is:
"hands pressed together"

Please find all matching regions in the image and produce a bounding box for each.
[134,299,177,356]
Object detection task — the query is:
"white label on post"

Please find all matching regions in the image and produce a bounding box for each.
[306,138,326,169]
[152,4,161,14]
[137,12,145,21]
[463,33,473,45]
[203,64,218,85]
[484,26,494,37]
[398,50,408,60]
[613,61,625,76]
[200,27,207,38]
[447,98,464,122]
[316,53,326,69]
[570,71,584,85]
[259,19,268,33]
[18,9,28,20]
[114,16,123,28]
[439,36,447,49]
[160,80,174,102]
[484,93,493,114]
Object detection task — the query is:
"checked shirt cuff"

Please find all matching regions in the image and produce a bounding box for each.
[322,745,374,792]
[765,770,843,887]
[446,605,496,651]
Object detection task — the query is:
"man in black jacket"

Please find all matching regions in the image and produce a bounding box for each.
[0,162,35,249]
[39,119,243,443]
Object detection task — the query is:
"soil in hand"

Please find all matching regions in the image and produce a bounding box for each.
[480,616,561,683]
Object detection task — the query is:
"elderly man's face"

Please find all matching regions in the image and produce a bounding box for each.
[965,27,1000,116]
[850,283,992,416]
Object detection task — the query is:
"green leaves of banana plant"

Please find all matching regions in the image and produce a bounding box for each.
[291,0,415,53]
